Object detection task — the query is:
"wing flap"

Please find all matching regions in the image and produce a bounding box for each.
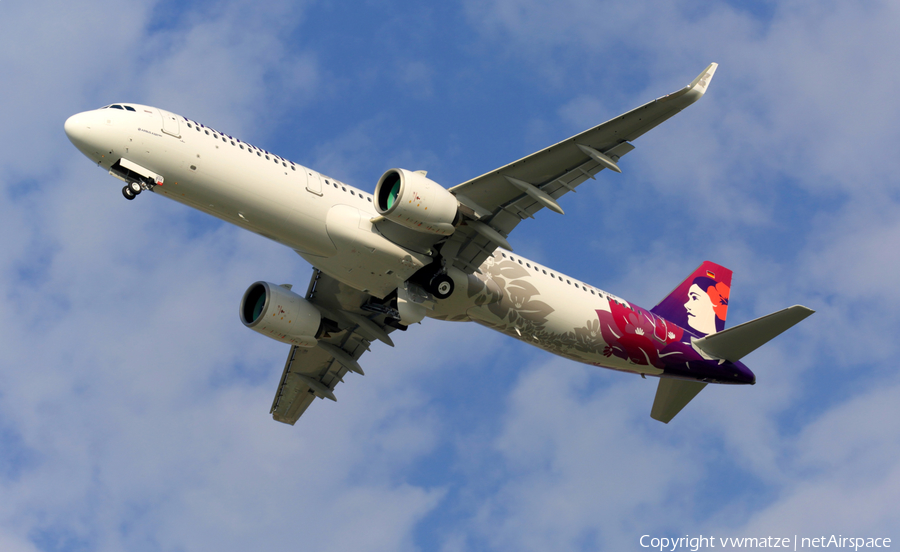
[270,340,365,424]
[269,269,398,425]
[270,345,317,424]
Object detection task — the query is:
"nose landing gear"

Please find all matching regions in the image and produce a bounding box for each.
[121,181,143,200]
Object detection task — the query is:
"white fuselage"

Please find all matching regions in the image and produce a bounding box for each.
[65,104,668,376]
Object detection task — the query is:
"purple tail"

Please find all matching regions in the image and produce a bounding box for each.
[650,261,732,336]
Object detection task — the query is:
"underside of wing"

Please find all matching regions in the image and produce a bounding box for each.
[442,63,717,275]
[270,269,401,424]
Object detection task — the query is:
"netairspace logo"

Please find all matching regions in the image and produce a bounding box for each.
[640,535,892,551]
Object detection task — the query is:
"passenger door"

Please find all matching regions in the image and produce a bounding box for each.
[306,169,322,195]
[159,109,181,138]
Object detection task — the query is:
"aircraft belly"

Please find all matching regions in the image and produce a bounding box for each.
[317,204,432,298]
[426,268,501,322]
[464,252,663,375]
[144,142,337,256]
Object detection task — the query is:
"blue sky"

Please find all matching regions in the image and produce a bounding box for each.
[1,0,899,550]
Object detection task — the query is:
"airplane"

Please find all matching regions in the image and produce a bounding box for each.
[64,63,813,425]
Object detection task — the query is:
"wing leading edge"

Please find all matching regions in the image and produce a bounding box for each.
[442,63,718,275]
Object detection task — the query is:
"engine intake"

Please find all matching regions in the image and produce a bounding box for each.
[240,281,322,347]
[375,168,460,235]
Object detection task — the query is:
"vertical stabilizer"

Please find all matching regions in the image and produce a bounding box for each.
[651,261,732,336]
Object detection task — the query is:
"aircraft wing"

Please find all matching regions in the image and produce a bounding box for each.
[442,63,718,274]
[269,269,399,424]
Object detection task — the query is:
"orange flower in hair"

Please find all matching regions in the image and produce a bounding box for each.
[706,282,730,321]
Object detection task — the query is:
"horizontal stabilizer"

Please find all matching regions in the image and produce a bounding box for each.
[651,378,707,423]
[693,305,815,362]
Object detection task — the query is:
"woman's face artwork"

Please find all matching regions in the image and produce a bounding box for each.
[684,283,718,335]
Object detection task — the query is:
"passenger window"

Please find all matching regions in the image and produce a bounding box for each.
[542,269,547,274]
[291,165,295,171]
[205,130,209,135]
[566,280,571,284]
[257,152,261,156]
[367,197,372,202]
[222,137,227,143]
[591,290,595,295]
[526,263,531,268]
[350,191,355,196]
[240,145,244,150]
[502,253,507,258]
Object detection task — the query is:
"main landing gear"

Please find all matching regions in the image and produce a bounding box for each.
[429,273,454,299]
[122,180,143,200]
[411,262,456,300]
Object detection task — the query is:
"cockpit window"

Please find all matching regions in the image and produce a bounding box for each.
[124,105,136,112]
[111,105,125,110]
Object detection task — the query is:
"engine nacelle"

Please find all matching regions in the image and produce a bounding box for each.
[375,168,460,235]
[240,282,322,347]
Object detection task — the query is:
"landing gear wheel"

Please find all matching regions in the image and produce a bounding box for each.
[430,274,454,299]
[128,181,142,194]
[122,186,136,200]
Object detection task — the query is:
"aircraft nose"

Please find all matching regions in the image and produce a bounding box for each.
[64,111,93,149]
